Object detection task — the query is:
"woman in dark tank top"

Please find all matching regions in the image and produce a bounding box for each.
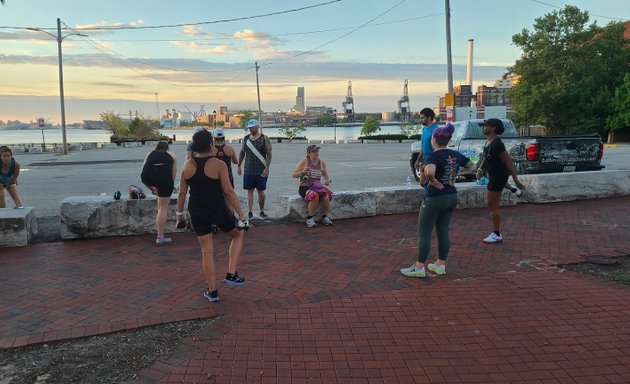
[140,141,177,246]
[176,129,248,304]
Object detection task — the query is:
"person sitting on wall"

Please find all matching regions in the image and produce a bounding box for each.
[291,144,333,228]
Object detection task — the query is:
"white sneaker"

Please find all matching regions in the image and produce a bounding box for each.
[321,216,333,226]
[483,233,503,244]
[427,263,446,275]
[306,217,317,228]
[400,264,426,278]
[155,237,173,246]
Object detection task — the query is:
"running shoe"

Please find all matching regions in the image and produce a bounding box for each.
[427,263,446,275]
[483,233,503,244]
[400,264,426,278]
[259,211,269,220]
[223,273,246,287]
[321,216,333,226]
[306,217,317,228]
[203,289,220,303]
[248,212,255,220]
[155,237,173,246]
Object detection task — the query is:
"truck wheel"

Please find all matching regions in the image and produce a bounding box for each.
[409,153,420,182]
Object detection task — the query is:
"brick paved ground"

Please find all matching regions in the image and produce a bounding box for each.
[1,196,629,383]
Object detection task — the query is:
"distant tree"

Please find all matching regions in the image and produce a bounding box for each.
[361,115,381,136]
[316,114,336,126]
[239,111,256,130]
[279,126,306,141]
[607,73,630,130]
[507,6,629,136]
[399,123,419,138]
[100,112,125,135]
[127,117,159,138]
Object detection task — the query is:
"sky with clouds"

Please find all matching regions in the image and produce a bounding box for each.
[0,0,628,123]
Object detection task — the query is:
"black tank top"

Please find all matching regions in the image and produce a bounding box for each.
[214,144,234,184]
[141,150,173,181]
[187,156,225,211]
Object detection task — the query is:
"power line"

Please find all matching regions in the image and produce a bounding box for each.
[82,14,442,43]
[60,10,437,76]
[76,33,252,89]
[71,0,342,31]
[0,0,342,32]
[261,0,408,68]
[528,0,625,21]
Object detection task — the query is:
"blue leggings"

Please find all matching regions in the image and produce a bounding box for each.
[416,193,458,263]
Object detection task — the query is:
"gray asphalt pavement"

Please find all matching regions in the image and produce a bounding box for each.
[12,142,630,218]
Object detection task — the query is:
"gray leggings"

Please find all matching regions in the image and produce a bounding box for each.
[416,193,458,263]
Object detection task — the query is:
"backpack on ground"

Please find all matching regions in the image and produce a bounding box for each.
[128,185,146,199]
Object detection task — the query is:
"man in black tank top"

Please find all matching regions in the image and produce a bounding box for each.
[212,128,238,187]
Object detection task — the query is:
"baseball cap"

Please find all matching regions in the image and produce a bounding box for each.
[306,144,320,153]
[193,126,205,133]
[246,119,260,128]
[212,128,225,138]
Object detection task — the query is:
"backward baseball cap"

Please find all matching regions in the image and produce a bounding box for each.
[246,119,260,128]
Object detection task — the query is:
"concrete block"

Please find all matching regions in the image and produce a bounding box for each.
[0,207,38,247]
[520,170,630,203]
[60,196,184,239]
[276,190,378,221]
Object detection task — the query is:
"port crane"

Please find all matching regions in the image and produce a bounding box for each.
[341,81,355,122]
[397,79,411,122]
[183,105,206,121]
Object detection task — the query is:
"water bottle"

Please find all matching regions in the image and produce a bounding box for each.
[406,176,411,189]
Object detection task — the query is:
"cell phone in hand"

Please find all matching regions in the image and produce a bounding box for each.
[176,220,187,229]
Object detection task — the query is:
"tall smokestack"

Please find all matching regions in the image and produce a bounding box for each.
[466,39,474,87]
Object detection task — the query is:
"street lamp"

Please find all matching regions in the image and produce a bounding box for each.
[28,18,87,155]
[333,109,337,143]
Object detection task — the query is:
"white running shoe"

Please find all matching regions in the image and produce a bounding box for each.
[483,233,503,244]
[427,263,446,275]
[155,237,173,246]
[321,216,333,226]
[400,264,426,278]
[306,217,317,228]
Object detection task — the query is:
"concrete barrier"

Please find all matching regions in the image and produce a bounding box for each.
[519,170,630,203]
[56,170,630,240]
[275,183,517,222]
[60,196,185,240]
[0,207,38,247]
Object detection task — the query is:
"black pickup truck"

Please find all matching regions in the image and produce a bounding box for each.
[410,119,605,181]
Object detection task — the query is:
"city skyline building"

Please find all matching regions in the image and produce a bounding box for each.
[295,86,305,113]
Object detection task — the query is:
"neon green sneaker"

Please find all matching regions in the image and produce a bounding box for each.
[427,263,446,275]
[400,265,426,278]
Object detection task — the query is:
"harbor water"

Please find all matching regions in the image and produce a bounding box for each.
[0,125,412,145]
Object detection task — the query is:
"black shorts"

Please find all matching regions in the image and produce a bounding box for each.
[141,175,173,197]
[189,205,237,236]
[487,171,509,192]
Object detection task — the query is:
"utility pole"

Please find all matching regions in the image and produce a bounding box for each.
[255,61,263,131]
[56,18,68,154]
[28,19,87,155]
[445,0,453,94]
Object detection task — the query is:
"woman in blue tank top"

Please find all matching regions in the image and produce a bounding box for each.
[0,146,24,208]
[176,129,248,303]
